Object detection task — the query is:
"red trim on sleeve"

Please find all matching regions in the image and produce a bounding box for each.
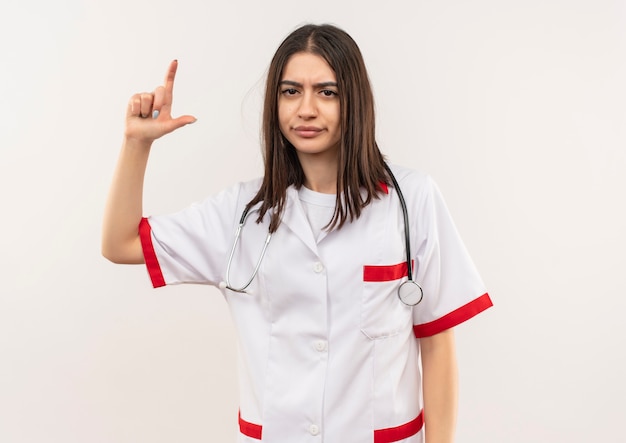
[374,411,424,443]
[138,218,166,288]
[363,261,414,282]
[413,293,493,338]
[238,411,262,440]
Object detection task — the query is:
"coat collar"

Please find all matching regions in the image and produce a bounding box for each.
[278,181,389,253]
[279,186,319,255]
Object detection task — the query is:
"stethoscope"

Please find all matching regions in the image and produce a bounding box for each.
[219,164,424,306]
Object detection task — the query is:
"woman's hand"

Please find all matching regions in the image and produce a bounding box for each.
[124,60,197,143]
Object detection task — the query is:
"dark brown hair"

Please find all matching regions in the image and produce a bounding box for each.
[247,23,388,233]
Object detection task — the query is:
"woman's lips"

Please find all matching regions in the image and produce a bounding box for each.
[294,126,323,138]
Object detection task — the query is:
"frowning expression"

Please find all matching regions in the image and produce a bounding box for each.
[278,52,341,160]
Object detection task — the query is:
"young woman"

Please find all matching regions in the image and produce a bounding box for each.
[103,24,492,443]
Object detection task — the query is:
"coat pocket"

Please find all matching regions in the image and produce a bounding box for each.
[361,262,413,339]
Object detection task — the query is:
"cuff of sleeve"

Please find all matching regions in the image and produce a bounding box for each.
[413,293,493,338]
[139,217,166,288]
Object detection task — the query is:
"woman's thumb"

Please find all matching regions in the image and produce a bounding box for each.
[168,115,198,132]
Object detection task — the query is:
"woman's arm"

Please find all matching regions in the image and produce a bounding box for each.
[101,60,196,264]
[421,328,458,443]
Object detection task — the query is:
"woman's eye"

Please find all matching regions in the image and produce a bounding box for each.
[321,90,337,97]
[282,88,298,95]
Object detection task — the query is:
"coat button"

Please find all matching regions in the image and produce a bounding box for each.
[313,262,324,273]
[314,340,328,352]
[309,424,320,435]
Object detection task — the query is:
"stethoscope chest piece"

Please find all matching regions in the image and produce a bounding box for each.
[398,280,424,306]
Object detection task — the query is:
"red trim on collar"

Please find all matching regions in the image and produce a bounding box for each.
[379,181,389,194]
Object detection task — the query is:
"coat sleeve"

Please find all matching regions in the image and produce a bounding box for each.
[138,181,252,288]
[410,175,492,337]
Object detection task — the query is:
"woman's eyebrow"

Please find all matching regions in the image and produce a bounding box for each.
[279,80,338,88]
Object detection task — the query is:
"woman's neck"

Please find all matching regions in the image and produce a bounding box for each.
[298,153,338,194]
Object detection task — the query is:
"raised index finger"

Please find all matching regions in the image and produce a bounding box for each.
[162,59,179,111]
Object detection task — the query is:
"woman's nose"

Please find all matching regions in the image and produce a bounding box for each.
[297,93,317,118]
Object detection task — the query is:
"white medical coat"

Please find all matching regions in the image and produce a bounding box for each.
[139,165,492,443]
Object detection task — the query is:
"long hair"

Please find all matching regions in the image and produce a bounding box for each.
[246,24,388,233]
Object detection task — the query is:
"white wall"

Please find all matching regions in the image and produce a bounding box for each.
[1,1,624,442]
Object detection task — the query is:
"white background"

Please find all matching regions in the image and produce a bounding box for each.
[1,0,625,442]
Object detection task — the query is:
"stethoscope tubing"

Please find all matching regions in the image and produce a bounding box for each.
[383,164,424,306]
[383,163,413,282]
[221,207,272,293]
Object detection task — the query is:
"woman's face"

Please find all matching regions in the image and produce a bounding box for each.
[278,52,341,162]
